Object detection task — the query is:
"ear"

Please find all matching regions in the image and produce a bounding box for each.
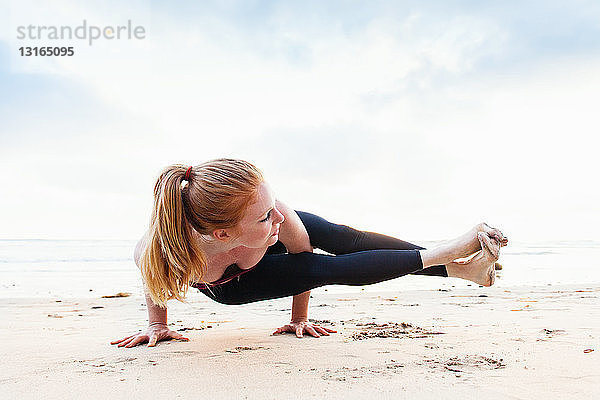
[212,229,231,241]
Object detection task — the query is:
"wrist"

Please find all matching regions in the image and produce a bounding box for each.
[149,321,167,327]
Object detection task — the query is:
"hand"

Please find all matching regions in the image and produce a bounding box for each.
[110,322,190,348]
[272,320,337,338]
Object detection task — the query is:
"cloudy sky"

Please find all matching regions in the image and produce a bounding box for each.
[1,0,599,242]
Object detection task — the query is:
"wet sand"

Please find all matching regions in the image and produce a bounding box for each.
[2,283,599,399]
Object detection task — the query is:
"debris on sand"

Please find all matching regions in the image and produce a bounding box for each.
[225,346,266,353]
[350,322,445,340]
[308,319,334,325]
[101,292,131,298]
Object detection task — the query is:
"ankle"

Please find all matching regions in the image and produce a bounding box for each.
[445,261,464,278]
[419,247,459,268]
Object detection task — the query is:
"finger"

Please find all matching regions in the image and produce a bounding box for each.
[148,334,158,347]
[125,336,146,348]
[127,336,148,348]
[322,327,337,333]
[272,328,283,335]
[123,336,142,348]
[171,333,190,341]
[111,334,136,345]
[305,326,321,338]
[313,326,330,336]
[117,336,137,348]
[275,325,293,334]
[272,326,288,335]
[296,326,303,338]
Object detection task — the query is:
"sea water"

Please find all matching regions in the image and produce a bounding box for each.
[1,239,599,299]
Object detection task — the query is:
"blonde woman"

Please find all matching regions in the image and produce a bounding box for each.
[111,158,508,348]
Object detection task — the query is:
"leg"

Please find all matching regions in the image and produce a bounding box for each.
[295,210,448,277]
[198,249,427,305]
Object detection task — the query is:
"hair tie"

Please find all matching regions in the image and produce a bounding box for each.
[184,166,193,181]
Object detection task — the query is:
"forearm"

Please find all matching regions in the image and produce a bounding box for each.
[291,290,311,322]
[145,291,167,324]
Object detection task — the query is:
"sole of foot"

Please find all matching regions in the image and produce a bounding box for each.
[477,232,500,287]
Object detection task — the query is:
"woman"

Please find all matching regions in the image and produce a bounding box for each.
[111,158,508,348]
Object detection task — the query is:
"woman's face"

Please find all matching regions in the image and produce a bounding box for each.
[232,181,285,248]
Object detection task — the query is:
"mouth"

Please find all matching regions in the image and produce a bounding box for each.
[271,227,280,236]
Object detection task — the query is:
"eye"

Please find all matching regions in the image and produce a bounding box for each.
[260,210,272,223]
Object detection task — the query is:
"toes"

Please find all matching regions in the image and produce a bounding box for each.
[480,223,508,245]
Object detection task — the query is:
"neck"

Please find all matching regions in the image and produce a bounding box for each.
[192,230,239,258]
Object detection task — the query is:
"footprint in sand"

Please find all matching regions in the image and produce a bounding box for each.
[422,355,506,374]
[321,362,406,381]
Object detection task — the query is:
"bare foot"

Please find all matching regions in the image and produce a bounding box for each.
[436,223,487,262]
[455,257,503,271]
[480,223,508,247]
[420,223,507,268]
[449,232,500,287]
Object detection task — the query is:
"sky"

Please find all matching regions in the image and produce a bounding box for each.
[0,0,599,242]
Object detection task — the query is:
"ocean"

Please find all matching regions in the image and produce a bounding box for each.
[1,239,599,299]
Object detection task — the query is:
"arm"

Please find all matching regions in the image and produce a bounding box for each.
[145,291,167,324]
[111,233,189,348]
[275,199,313,254]
[134,234,168,325]
[275,199,313,321]
[272,200,336,338]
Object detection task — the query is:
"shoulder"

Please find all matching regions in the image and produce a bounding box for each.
[133,231,150,268]
[275,199,294,217]
[275,199,313,253]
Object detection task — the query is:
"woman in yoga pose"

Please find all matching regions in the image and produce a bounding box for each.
[111,158,508,348]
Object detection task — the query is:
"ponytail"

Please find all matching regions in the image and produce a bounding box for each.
[141,165,207,308]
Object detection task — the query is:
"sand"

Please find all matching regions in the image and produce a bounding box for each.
[2,283,599,399]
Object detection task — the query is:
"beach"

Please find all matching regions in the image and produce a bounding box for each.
[3,282,599,399]
[3,0,600,397]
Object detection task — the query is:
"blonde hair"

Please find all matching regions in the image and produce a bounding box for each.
[141,158,265,307]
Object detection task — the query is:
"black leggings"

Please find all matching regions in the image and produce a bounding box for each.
[197,210,448,305]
